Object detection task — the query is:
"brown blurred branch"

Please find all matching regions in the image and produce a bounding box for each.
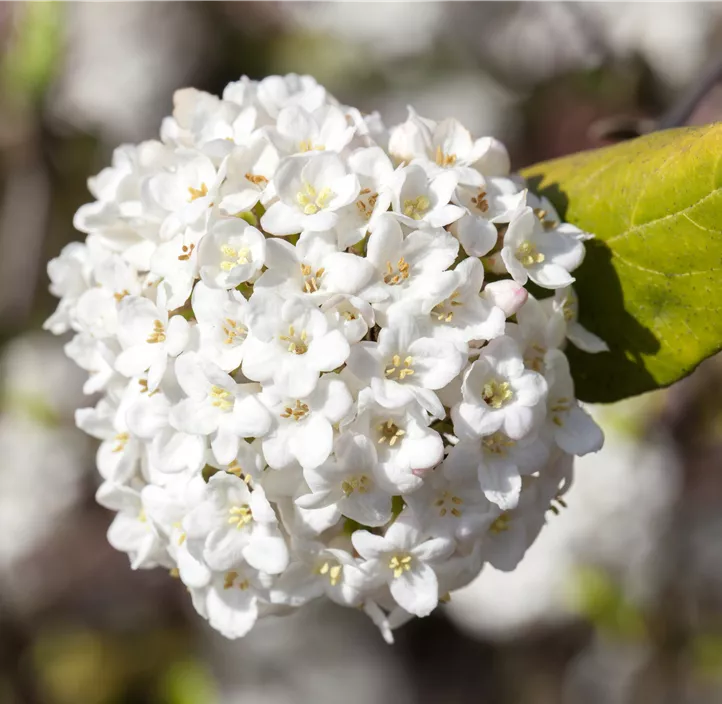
[657,54,722,130]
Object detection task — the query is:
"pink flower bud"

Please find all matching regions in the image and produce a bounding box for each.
[483,280,528,317]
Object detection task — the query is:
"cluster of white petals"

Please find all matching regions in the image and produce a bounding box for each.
[46,74,608,642]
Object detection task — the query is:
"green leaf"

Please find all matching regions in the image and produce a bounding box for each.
[522,123,722,402]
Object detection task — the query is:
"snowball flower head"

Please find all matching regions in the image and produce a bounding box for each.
[46,74,606,643]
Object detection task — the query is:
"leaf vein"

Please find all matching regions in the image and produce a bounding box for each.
[606,187,722,244]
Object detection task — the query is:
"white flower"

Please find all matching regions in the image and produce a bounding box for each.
[96,482,168,570]
[347,390,443,494]
[390,164,464,229]
[261,152,360,235]
[258,375,353,471]
[389,109,510,183]
[269,104,355,155]
[333,146,395,248]
[271,539,368,607]
[542,286,609,353]
[452,336,547,440]
[141,477,211,588]
[363,215,459,315]
[43,243,92,334]
[184,472,289,574]
[115,296,190,391]
[192,566,269,639]
[198,218,266,289]
[346,316,465,418]
[150,228,203,310]
[352,515,454,617]
[444,431,549,511]
[191,282,249,372]
[404,468,491,543]
[256,73,327,119]
[143,149,222,238]
[398,257,506,347]
[296,433,393,527]
[450,178,526,257]
[171,352,271,464]
[76,396,140,483]
[218,139,279,215]
[321,294,375,344]
[243,294,350,397]
[544,351,604,456]
[255,230,374,300]
[507,294,565,373]
[500,206,586,289]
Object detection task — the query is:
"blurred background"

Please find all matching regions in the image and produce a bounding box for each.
[2,2,722,703]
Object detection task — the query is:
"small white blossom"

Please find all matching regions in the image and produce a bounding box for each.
[261,152,360,235]
[296,433,393,527]
[452,336,547,440]
[500,206,586,289]
[184,472,289,574]
[353,515,454,617]
[198,219,266,289]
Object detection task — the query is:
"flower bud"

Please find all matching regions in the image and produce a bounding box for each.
[483,279,528,317]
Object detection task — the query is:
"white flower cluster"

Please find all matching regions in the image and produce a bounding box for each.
[45,74,608,642]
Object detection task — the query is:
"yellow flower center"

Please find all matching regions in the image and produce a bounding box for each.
[403,195,430,220]
[341,474,372,496]
[435,146,457,167]
[434,490,463,518]
[471,189,489,213]
[355,188,378,220]
[316,561,343,586]
[482,379,513,409]
[299,140,325,153]
[280,400,310,421]
[432,291,462,323]
[279,325,308,355]
[222,318,247,346]
[223,570,250,590]
[481,432,516,456]
[228,505,252,529]
[516,241,545,267]
[300,263,325,293]
[146,319,166,344]
[220,244,251,272]
[377,419,405,446]
[383,257,410,285]
[296,182,333,215]
[384,354,415,381]
[210,385,233,411]
[188,183,208,202]
[489,513,511,534]
[112,432,129,453]
[389,554,413,578]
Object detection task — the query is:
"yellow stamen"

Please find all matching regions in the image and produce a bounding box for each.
[280,399,310,421]
[146,319,166,344]
[210,385,233,411]
[383,257,410,285]
[403,195,430,220]
[435,145,457,168]
[377,420,405,446]
[482,379,513,409]
[296,182,333,215]
[188,183,208,202]
[389,554,413,578]
[228,504,253,529]
[516,241,545,267]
